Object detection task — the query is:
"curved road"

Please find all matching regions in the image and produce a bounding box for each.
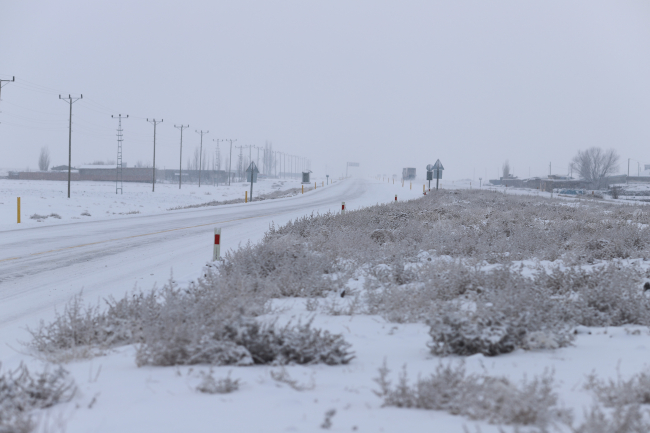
[0,178,389,338]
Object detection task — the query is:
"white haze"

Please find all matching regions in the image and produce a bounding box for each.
[1,0,649,180]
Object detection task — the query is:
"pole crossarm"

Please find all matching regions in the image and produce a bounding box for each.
[0,76,15,101]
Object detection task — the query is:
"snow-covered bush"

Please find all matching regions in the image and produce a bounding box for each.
[573,404,650,433]
[30,278,353,367]
[365,260,650,355]
[136,316,354,367]
[585,370,650,407]
[196,370,240,394]
[219,234,344,297]
[374,361,571,428]
[0,363,76,433]
[272,189,650,265]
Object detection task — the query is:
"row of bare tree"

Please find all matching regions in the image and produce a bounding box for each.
[501,147,621,189]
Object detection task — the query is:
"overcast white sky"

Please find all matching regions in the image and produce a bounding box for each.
[1,0,649,180]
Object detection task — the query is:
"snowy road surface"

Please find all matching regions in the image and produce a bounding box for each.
[0,178,420,357]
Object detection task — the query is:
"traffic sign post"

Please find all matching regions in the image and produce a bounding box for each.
[432,159,444,190]
[245,162,259,202]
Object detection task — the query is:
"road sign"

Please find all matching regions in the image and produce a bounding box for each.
[245,162,259,183]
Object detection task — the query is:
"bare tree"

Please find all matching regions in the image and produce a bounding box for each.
[215,144,221,171]
[571,147,620,189]
[502,160,510,179]
[193,147,200,171]
[38,146,51,171]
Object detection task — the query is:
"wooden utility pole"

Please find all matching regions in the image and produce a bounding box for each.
[147,119,163,192]
[174,124,189,189]
[59,94,83,198]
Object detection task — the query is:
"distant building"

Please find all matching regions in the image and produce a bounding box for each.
[402,167,416,180]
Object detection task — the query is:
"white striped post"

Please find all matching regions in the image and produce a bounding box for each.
[341,202,346,215]
[213,227,222,261]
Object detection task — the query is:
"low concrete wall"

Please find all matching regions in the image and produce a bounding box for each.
[19,171,81,181]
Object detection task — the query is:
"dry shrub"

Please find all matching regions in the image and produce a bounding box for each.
[0,363,76,433]
[364,261,650,356]
[375,361,571,429]
[272,190,650,265]
[30,277,353,367]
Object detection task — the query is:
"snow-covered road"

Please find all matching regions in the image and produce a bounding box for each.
[0,178,421,357]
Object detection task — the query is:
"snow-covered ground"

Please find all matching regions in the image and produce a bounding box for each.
[0,176,336,231]
[2,177,650,432]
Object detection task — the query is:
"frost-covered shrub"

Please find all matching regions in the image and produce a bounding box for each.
[426,269,576,357]
[585,370,650,407]
[29,272,270,359]
[573,404,650,433]
[272,190,650,265]
[196,370,240,394]
[374,361,571,428]
[0,363,76,433]
[136,316,354,367]
[365,260,650,355]
[30,278,353,367]
[219,234,345,297]
[573,370,650,432]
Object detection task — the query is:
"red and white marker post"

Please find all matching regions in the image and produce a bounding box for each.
[213,227,222,261]
[341,201,346,215]
[395,194,397,201]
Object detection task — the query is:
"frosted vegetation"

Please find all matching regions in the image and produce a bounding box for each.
[31,189,650,360]
[0,363,75,433]
[26,189,650,430]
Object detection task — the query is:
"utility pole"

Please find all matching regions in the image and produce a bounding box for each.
[174,124,189,189]
[214,139,236,186]
[195,129,209,187]
[59,94,83,198]
[147,118,163,192]
[0,76,14,101]
[111,114,128,194]
[234,144,249,182]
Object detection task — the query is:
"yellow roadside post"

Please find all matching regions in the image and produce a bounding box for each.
[17,197,21,223]
[302,185,304,194]
[245,191,248,203]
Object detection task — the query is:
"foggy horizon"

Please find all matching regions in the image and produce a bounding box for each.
[2,1,649,181]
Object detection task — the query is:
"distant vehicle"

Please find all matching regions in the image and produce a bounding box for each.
[402,167,416,180]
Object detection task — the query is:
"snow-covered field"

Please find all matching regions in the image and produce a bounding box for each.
[0,177,331,231]
[3,178,650,433]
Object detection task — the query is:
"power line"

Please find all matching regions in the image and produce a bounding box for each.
[59,93,83,198]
